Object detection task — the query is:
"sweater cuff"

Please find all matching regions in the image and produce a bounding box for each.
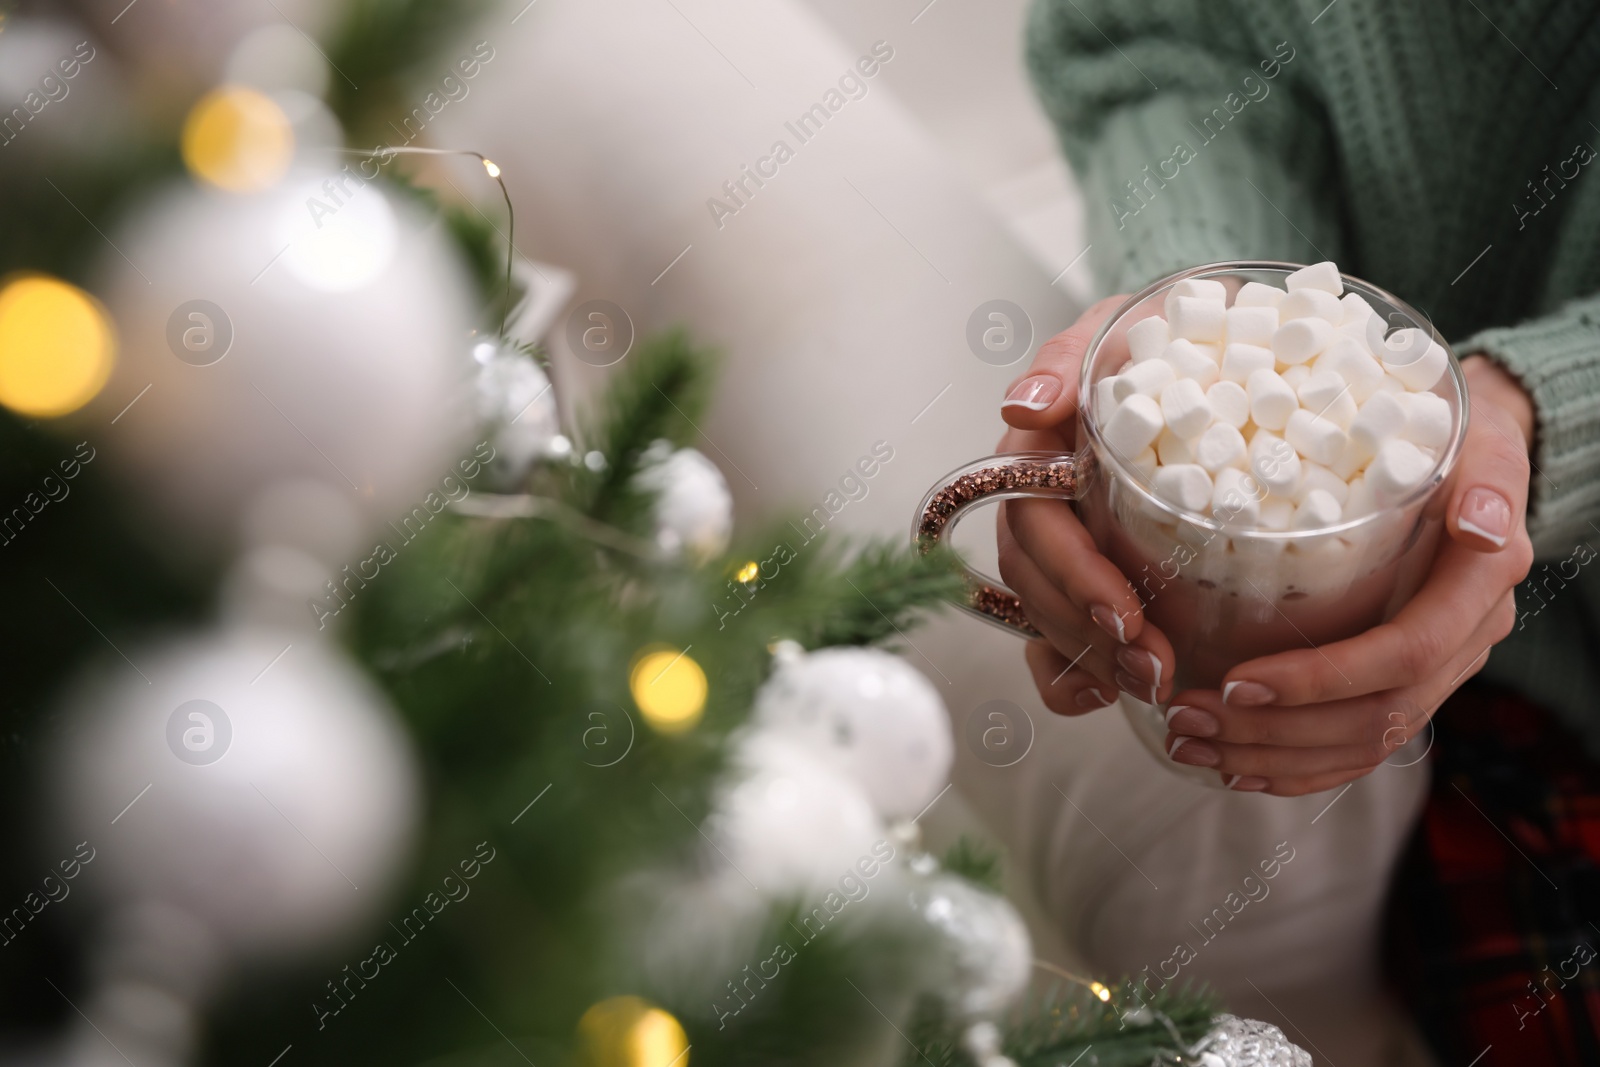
[1459,298,1600,557]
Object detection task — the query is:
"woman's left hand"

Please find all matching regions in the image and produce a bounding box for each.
[1163,355,1537,796]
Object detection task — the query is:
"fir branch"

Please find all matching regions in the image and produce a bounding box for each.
[788,541,963,650]
[940,837,1004,895]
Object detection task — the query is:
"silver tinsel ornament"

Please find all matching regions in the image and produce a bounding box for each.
[1189,1014,1313,1066]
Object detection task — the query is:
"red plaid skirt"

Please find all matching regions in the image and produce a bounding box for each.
[1386,682,1600,1065]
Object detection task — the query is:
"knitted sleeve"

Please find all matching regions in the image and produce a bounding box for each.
[1024,0,1342,293]
[1459,297,1600,556]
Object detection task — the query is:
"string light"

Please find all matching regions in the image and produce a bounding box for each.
[735,560,759,583]
[628,646,707,734]
[0,274,115,417]
[182,86,293,193]
[578,996,689,1067]
[482,158,502,178]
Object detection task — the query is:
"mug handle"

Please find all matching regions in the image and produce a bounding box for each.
[912,450,1088,638]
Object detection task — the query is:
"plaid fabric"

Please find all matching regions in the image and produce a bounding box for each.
[1385,681,1600,1065]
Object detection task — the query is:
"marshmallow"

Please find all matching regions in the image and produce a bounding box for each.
[1151,463,1213,514]
[1329,435,1369,480]
[1292,488,1344,529]
[1160,378,1213,437]
[1114,357,1176,399]
[1343,476,1376,519]
[1280,287,1345,324]
[1206,380,1250,428]
[1339,291,1378,324]
[1348,390,1407,456]
[1095,376,1120,415]
[1160,339,1220,387]
[1375,373,1407,394]
[1220,342,1275,384]
[1333,314,1386,357]
[1225,305,1279,348]
[1293,462,1350,506]
[1164,278,1228,319]
[1170,296,1227,343]
[1249,429,1301,493]
[1196,421,1247,473]
[1235,281,1287,308]
[1259,496,1295,530]
[1272,317,1333,364]
[1211,467,1262,525]
[1284,408,1347,466]
[1281,365,1311,391]
[1126,315,1170,363]
[1286,260,1343,295]
[1102,393,1164,457]
[1367,438,1435,502]
[1156,428,1195,466]
[1315,337,1384,402]
[1128,447,1158,481]
[1247,368,1298,431]
[1297,369,1350,413]
[1397,390,1452,450]
[1381,328,1449,391]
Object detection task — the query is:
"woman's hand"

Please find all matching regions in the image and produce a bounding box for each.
[997,297,1179,717]
[1164,355,1537,795]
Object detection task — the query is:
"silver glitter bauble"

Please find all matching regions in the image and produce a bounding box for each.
[1190,1014,1312,1067]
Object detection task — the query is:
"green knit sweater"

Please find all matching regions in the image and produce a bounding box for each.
[1026,0,1600,747]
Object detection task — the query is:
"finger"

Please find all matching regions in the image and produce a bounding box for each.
[1003,496,1151,647]
[998,517,1122,690]
[1448,392,1532,552]
[1026,640,1118,716]
[1219,536,1527,707]
[1258,767,1375,798]
[1001,296,1125,430]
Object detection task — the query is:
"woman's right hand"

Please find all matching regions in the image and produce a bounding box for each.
[996,296,1178,715]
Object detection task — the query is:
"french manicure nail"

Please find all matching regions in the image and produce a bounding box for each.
[1458,487,1512,547]
[1075,687,1115,710]
[1223,680,1277,707]
[1115,670,1157,705]
[1003,375,1061,411]
[1091,604,1128,643]
[1167,705,1220,738]
[1225,775,1270,791]
[1168,737,1220,767]
[1115,646,1160,685]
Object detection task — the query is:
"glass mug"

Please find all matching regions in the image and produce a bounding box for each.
[914,262,1469,786]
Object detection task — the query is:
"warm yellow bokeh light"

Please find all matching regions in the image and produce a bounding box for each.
[0,275,115,418]
[1091,981,1112,1002]
[482,158,502,179]
[735,560,759,583]
[578,996,689,1067]
[629,647,707,734]
[182,86,293,193]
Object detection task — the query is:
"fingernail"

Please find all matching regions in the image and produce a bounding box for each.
[1003,375,1061,411]
[1115,669,1157,704]
[1168,737,1220,767]
[1091,604,1128,643]
[1166,705,1220,738]
[1225,775,1270,792]
[1223,680,1277,707]
[1115,646,1160,685]
[1458,487,1511,547]
[1075,687,1115,710]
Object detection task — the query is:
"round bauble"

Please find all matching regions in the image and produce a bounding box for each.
[48,625,420,963]
[909,875,1032,1018]
[707,730,885,899]
[752,644,952,820]
[473,339,562,486]
[635,442,732,562]
[87,174,476,556]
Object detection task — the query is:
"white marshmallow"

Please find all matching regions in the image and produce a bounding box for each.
[1333,315,1386,357]
[1211,467,1262,525]
[1170,296,1227,343]
[1281,365,1311,391]
[1126,315,1170,363]
[1397,390,1453,450]
[1286,260,1343,295]
[1315,337,1385,402]
[1095,376,1121,415]
[1348,390,1407,456]
[1272,317,1333,364]
[1280,287,1345,323]
[1220,342,1275,384]
[1128,447,1158,481]
[1234,281,1287,308]
[1367,438,1435,503]
[1160,339,1220,387]
[1284,408,1347,466]
[1151,463,1213,514]
[1195,422,1247,473]
[1329,435,1369,480]
[1115,357,1176,399]
[1293,462,1350,506]
[1297,369,1350,413]
[1164,278,1228,319]
[1249,429,1302,493]
[1259,496,1295,530]
[1292,488,1344,529]
[1375,373,1408,394]
[1343,476,1376,519]
[1339,291,1378,324]
[1247,368,1298,431]
[1382,328,1449,391]
[1225,305,1279,348]
[1160,378,1213,437]
[1102,393,1164,457]
[1205,380,1250,428]
[1156,428,1195,466]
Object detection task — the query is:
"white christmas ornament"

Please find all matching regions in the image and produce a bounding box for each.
[752,643,952,821]
[473,340,563,485]
[909,875,1032,1018]
[88,176,476,555]
[634,442,733,562]
[706,730,885,898]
